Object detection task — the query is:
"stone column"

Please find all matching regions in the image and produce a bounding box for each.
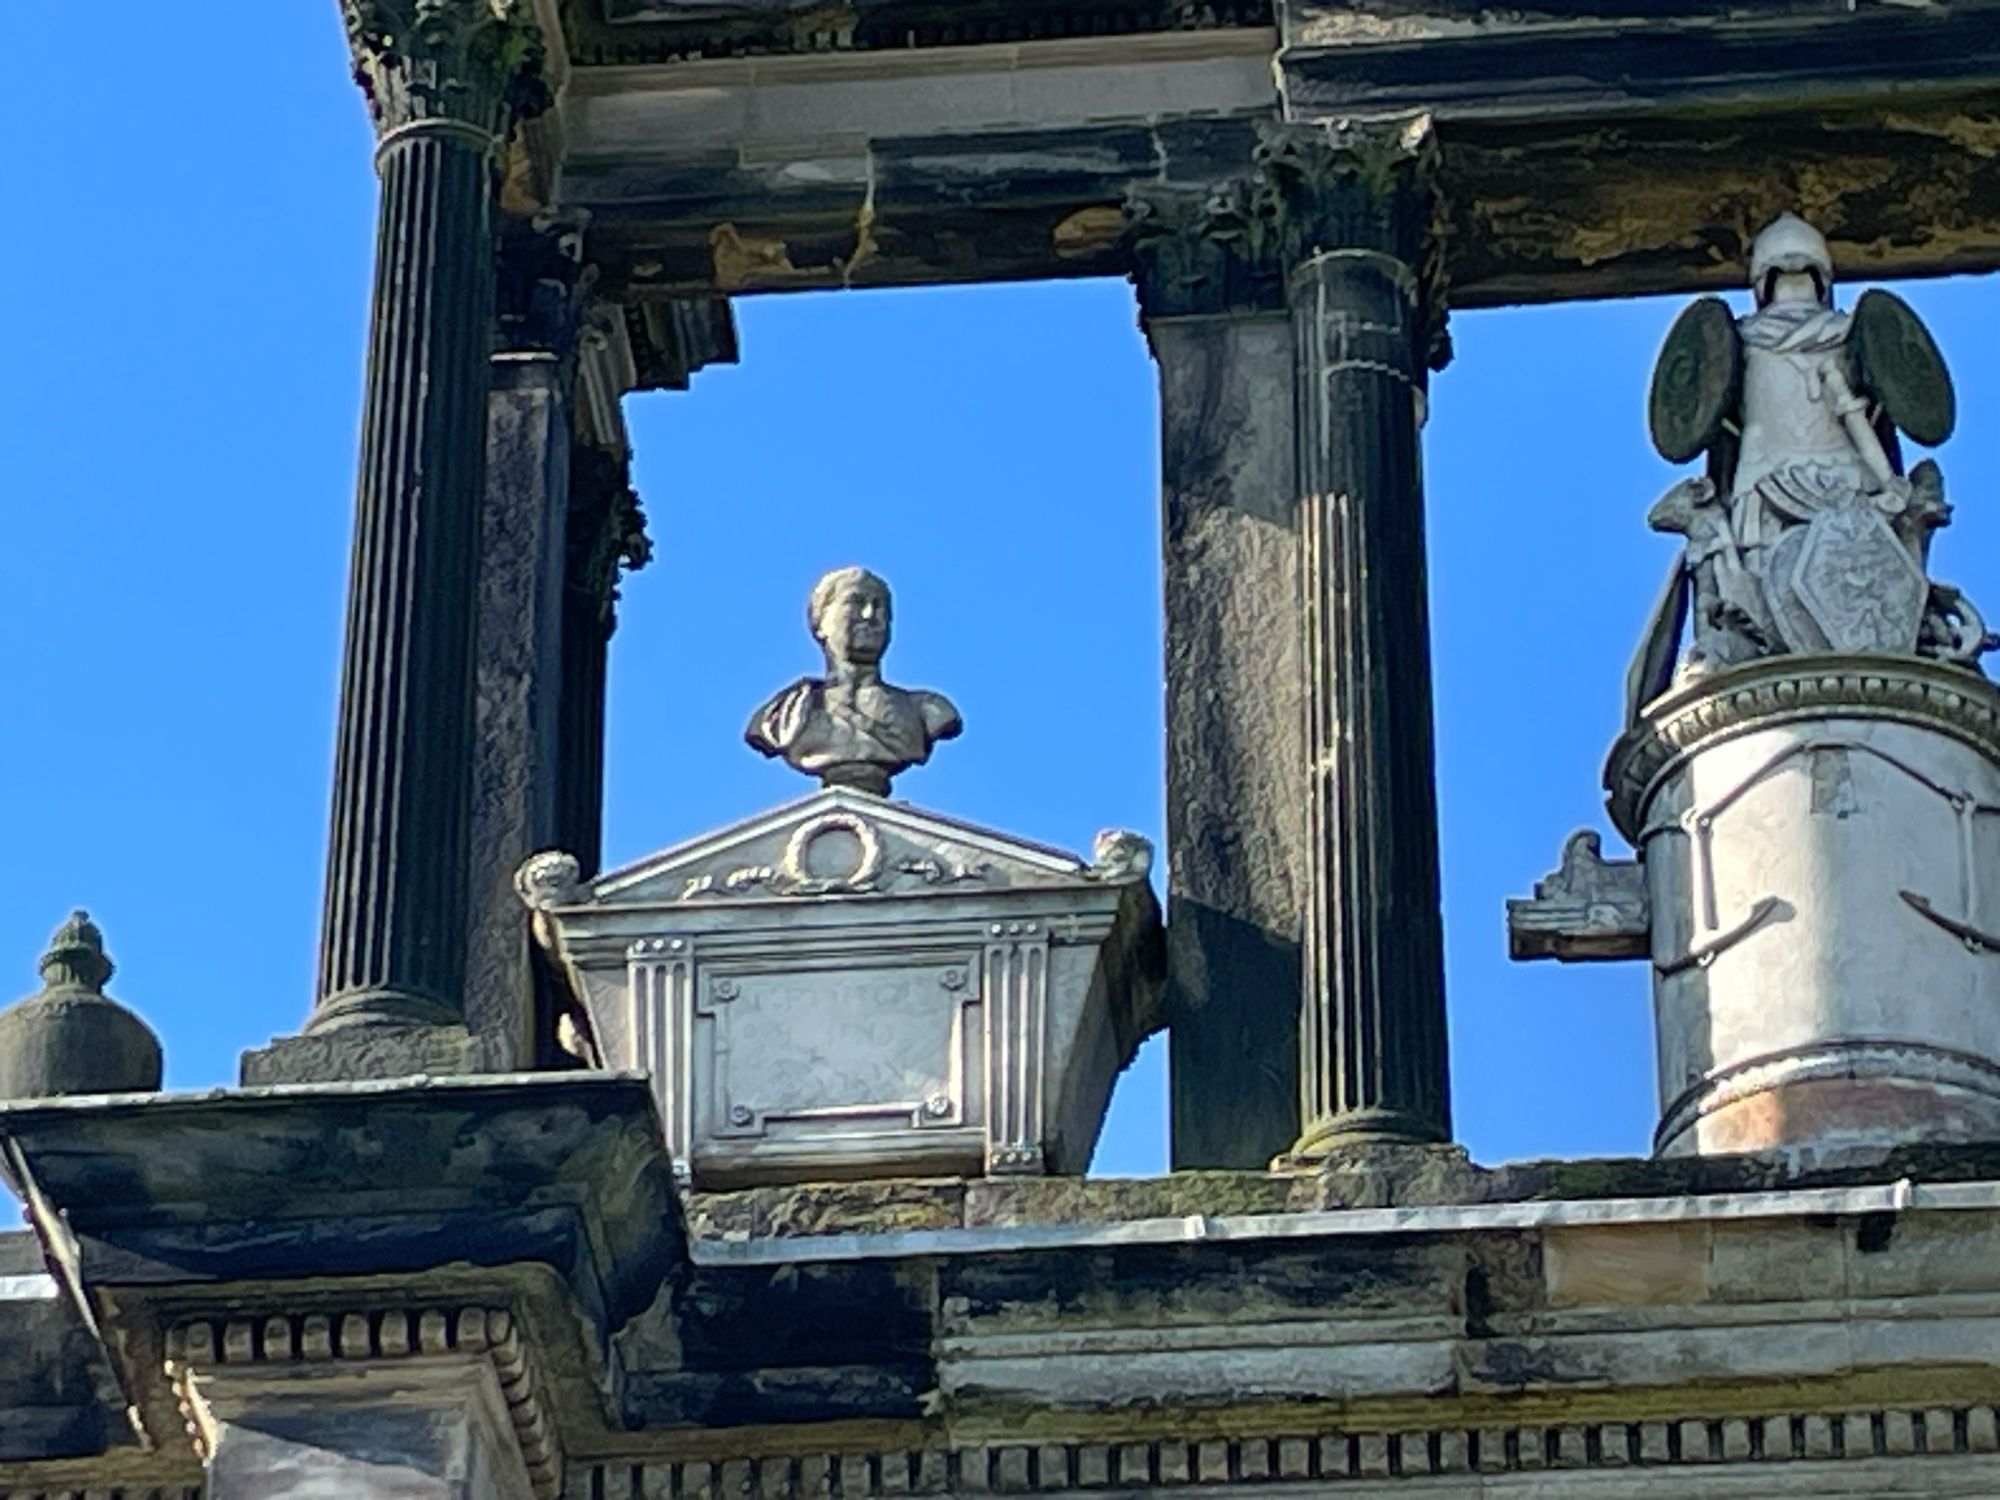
[464,218,591,1068]
[318,1,547,1033]
[1127,184,1305,1168]
[1263,119,1455,1155]
[247,2,546,1082]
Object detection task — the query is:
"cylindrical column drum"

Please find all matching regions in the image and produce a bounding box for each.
[1607,656,2000,1156]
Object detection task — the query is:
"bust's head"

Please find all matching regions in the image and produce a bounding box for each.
[808,566,892,668]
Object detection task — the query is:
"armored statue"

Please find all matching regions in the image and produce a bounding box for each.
[1629,213,1990,718]
[746,566,963,796]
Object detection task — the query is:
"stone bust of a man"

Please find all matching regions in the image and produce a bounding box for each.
[745,566,963,796]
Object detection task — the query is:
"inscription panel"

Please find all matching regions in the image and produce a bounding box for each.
[702,960,979,1138]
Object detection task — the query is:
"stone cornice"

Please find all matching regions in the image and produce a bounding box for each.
[1605,655,2000,842]
[166,1303,560,1498]
[343,0,552,143]
[574,1,1273,64]
[569,1398,2000,1495]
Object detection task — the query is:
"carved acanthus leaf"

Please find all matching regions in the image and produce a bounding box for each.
[1254,115,1453,373]
[341,0,550,136]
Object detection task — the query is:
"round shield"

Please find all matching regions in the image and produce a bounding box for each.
[1649,296,1741,464]
[1853,288,1955,447]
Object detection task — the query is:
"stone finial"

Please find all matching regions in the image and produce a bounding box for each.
[0,911,163,1101]
[39,910,114,992]
[745,568,963,797]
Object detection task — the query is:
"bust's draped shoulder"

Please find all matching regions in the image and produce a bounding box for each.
[746,677,821,756]
[912,689,963,745]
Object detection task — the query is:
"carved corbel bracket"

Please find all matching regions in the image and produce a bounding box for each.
[497,210,597,360]
[566,444,650,635]
[1508,830,1651,963]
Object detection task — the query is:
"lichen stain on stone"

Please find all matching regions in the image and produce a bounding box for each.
[1882,110,2000,159]
[1053,206,1128,259]
[710,223,800,291]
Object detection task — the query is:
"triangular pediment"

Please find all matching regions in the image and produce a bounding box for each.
[585,788,1093,907]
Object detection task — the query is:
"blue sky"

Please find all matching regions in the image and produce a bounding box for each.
[4,5,1996,1176]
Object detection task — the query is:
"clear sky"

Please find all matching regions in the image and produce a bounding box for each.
[4,5,1997,1176]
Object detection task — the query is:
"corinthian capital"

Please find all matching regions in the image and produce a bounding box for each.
[341,0,551,141]
[1255,116,1452,372]
[1124,179,1286,323]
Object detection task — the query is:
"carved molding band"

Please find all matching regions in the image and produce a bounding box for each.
[1606,655,2000,842]
[1655,1038,2000,1155]
[164,1305,559,1498]
[568,1401,2000,1497]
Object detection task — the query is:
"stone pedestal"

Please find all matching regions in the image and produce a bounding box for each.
[1128,186,1304,1169]
[519,789,1163,1186]
[1608,656,2000,1156]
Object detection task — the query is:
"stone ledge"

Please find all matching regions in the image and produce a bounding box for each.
[686,1139,2000,1241]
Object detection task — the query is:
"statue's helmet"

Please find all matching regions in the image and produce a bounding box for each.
[1749,213,1834,305]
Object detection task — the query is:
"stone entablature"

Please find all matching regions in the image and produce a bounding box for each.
[521,789,1162,1185]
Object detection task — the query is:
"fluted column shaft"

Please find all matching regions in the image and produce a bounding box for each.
[1265,121,1454,1153]
[315,2,546,1030]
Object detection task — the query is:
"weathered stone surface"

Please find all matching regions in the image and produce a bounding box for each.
[1628,215,1981,699]
[690,1180,967,1240]
[1508,831,1650,964]
[561,10,2000,306]
[193,1354,536,1500]
[965,1172,1298,1228]
[0,913,160,1102]
[465,352,576,1072]
[1150,313,1303,1171]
